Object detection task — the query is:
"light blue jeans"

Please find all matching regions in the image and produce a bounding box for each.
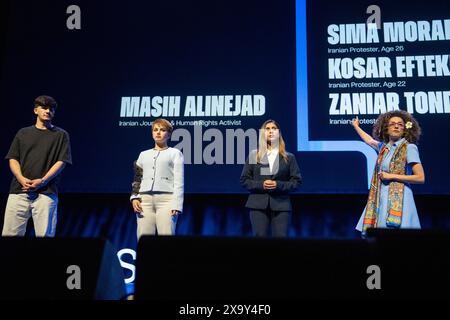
[2,193,58,237]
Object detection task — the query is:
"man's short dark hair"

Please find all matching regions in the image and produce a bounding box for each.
[34,95,57,110]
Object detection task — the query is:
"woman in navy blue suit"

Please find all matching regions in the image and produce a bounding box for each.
[240,120,302,237]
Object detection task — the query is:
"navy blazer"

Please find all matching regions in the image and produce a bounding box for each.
[240,150,302,211]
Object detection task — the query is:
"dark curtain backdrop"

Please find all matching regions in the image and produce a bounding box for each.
[1,193,449,251]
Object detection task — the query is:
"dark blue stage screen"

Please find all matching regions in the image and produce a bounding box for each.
[1,0,449,194]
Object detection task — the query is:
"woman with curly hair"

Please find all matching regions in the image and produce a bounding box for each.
[240,119,302,237]
[352,110,425,236]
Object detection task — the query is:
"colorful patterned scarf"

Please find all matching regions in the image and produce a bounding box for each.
[362,140,408,236]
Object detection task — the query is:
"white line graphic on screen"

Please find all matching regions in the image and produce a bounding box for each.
[296,0,376,188]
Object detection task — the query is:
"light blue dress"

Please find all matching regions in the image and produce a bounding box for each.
[356,138,421,232]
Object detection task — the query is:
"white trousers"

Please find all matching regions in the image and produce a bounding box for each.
[2,193,58,237]
[137,193,178,239]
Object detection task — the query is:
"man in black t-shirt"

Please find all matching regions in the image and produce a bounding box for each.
[2,95,72,237]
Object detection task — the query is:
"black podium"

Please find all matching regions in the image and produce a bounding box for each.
[135,235,376,300]
[0,237,126,300]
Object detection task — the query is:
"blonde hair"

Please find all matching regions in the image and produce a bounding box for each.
[256,119,289,163]
[151,118,173,133]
